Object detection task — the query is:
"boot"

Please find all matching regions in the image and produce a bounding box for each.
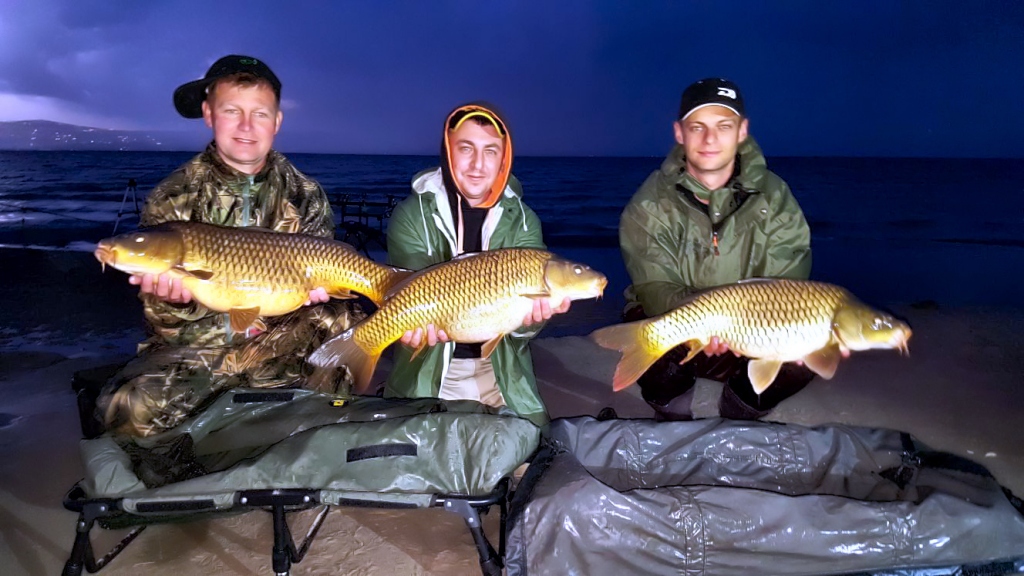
[718,382,771,420]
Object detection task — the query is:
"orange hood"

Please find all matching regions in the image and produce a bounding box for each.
[441,102,513,209]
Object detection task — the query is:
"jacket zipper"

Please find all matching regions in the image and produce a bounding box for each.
[241,175,253,226]
[228,175,256,341]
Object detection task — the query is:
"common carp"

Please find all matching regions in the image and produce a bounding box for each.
[591,278,911,394]
[94,221,412,332]
[309,248,608,393]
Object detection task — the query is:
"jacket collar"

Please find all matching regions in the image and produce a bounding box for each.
[202,141,276,184]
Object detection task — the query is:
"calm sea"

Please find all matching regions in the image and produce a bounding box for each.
[2,150,1023,313]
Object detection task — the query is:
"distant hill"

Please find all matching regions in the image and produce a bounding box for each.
[0,120,200,151]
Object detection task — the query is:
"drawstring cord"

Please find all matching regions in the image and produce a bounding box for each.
[514,192,528,231]
[417,193,433,257]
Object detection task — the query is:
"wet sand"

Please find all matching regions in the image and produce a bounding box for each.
[1,247,1023,575]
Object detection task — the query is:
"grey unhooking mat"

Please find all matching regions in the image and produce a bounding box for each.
[506,417,1024,576]
[80,388,541,511]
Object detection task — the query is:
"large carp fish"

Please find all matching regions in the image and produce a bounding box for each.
[309,248,608,393]
[94,221,412,332]
[591,278,912,394]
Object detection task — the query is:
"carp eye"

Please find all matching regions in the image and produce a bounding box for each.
[134,235,145,243]
[871,317,891,330]
[573,265,583,275]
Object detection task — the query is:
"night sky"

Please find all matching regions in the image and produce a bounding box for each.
[1,0,1022,157]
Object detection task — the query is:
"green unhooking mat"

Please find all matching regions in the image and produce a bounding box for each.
[79,388,541,512]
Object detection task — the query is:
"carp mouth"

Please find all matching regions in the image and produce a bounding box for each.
[94,243,114,270]
[894,327,913,355]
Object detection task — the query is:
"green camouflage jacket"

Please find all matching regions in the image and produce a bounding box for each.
[620,136,812,318]
[138,142,334,348]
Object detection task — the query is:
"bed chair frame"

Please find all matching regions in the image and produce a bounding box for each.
[62,478,509,576]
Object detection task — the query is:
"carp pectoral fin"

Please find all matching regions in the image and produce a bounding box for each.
[408,340,428,362]
[229,307,262,333]
[326,288,357,300]
[480,334,504,359]
[178,266,215,281]
[521,290,552,299]
[748,360,783,395]
[680,339,705,364]
[802,344,842,380]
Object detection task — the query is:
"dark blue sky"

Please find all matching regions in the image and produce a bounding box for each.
[1,0,1022,157]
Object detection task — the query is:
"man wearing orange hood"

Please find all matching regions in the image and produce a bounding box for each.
[384,102,567,425]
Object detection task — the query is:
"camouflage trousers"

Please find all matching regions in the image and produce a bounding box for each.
[98,302,365,437]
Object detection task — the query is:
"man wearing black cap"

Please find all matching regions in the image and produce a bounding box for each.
[618,77,817,421]
[97,55,363,437]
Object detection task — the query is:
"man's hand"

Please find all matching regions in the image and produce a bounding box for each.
[305,287,330,306]
[400,324,450,348]
[130,273,193,304]
[702,336,738,357]
[522,297,571,327]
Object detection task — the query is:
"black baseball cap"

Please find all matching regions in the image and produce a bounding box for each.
[173,54,282,119]
[678,78,745,121]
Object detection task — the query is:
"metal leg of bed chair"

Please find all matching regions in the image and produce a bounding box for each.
[271,503,293,576]
[62,512,94,576]
[444,499,503,576]
[269,502,331,576]
[499,491,508,560]
[63,504,145,576]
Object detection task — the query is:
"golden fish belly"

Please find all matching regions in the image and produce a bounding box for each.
[353,250,552,354]
[442,296,536,341]
[649,279,848,360]
[179,222,395,300]
[181,273,309,315]
[354,286,535,355]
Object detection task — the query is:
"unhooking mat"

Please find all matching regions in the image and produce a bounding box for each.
[80,387,541,511]
[506,417,1024,576]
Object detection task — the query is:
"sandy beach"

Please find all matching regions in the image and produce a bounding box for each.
[2,246,1023,575]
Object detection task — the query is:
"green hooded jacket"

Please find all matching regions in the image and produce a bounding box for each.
[620,136,811,317]
[384,104,549,426]
[139,142,335,348]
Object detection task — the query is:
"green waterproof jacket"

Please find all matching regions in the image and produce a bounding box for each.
[384,167,550,426]
[139,142,335,348]
[620,136,811,317]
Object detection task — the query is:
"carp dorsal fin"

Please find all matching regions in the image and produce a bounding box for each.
[382,268,428,300]
[229,307,262,333]
[748,359,783,395]
[802,344,842,380]
[481,334,504,359]
[376,268,415,303]
[734,277,777,286]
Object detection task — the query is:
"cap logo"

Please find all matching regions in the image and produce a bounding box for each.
[717,87,737,99]
[239,58,258,65]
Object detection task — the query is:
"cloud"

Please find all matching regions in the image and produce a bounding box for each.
[0,0,1022,156]
[0,93,138,128]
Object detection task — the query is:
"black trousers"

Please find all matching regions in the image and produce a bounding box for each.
[625,307,815,421]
